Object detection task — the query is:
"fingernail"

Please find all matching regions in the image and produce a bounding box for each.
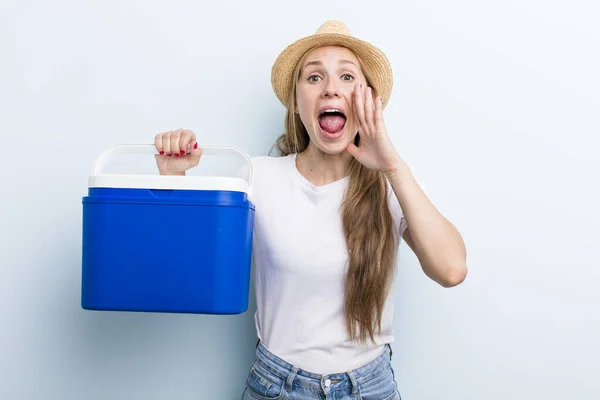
[159,151,164,155]
[175,153,180,157]
[167,153,172,157]
[180,150,185,155]
[194,142,198,150]
[360,84,362,88]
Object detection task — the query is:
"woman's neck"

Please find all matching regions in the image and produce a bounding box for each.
[295,143,353,186]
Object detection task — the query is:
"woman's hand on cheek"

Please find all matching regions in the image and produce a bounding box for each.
[345,83,402,175]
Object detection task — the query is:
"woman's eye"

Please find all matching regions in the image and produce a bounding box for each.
[308,75,321,83]
[342,74,354,81]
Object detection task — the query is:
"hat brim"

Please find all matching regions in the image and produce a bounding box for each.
[271,33,393,110]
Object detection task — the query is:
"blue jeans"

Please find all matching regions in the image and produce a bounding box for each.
[241,342,402,400]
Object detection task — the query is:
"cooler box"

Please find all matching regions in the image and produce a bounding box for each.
[81,144,255,314]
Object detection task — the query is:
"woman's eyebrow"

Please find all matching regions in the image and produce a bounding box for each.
[339,59,358,68]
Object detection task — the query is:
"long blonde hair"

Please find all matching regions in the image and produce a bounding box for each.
[274,47,399,344]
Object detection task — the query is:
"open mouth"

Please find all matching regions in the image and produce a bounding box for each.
[318,109,347,138]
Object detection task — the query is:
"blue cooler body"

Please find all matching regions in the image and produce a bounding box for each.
[81,144,255,314]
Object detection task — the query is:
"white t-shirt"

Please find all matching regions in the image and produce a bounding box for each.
[248,154,407,374]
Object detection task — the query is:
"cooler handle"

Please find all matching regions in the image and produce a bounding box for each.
[92,144,253,194]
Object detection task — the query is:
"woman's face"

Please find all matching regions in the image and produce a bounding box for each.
[295,45,368,155]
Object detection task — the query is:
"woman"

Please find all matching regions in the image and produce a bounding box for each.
[153,20,467,400]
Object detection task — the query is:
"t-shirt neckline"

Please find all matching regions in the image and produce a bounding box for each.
[290,153,349,194]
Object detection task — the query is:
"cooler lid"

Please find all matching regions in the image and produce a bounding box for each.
[89,175,249,192]
[89,144,253,194]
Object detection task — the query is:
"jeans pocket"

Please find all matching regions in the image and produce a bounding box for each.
[244,363,285,400]
[358,366,398,400]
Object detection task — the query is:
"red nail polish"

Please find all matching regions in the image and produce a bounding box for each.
[167,153,172,157]
[159,151,164,155]
[194,142,198,150]
[175,153,180,157]
[180,150,185,155]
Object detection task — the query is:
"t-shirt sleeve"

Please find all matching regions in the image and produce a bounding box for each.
[386,174,431,240]
[387,184,408,239]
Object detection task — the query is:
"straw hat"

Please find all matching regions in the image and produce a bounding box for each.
[271,20,393,110]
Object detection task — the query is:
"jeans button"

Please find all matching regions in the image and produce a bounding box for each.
[324,379,331,387]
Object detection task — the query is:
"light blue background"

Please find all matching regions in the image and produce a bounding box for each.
[1,1,599,399]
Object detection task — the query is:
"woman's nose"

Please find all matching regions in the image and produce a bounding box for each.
[321,80,341,99]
